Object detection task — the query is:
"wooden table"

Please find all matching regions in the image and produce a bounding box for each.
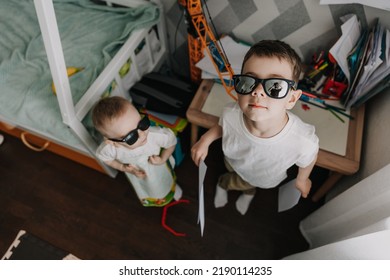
[186,79,365,202]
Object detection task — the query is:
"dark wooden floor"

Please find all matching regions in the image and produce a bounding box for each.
[0,128,328,260]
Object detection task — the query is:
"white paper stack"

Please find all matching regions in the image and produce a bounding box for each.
[195,36,250,80]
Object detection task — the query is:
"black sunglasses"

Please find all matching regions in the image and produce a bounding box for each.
[109,114,150,146]
[233,74,297,99]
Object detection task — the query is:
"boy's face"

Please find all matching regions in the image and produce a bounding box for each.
[237,55,301,123]
[102,105,149,149]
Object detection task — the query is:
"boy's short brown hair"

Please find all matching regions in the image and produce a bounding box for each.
[241,40,302,82]
[92,96,130,132]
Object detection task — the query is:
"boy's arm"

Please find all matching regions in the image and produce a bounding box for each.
[159,145,176,162]
[105,160,146,178]
[295,155,317,198]
[191,124,222,166]
[148,144,175,165]
[104,159,124,171]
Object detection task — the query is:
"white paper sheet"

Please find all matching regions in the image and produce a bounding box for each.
[195,36,250,79]
[329,14,361,83]
[278,179,302,212]
[197,160,207,236]
[201,82,234,117]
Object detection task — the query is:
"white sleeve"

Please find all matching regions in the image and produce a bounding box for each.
[95,142,117,162]
[152,127,177,149]
[296,133,319,168]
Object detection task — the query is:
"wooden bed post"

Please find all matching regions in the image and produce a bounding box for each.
[33,0,117,177]
[33,0,75,126]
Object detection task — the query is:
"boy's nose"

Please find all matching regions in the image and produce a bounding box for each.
[251,84,266,97]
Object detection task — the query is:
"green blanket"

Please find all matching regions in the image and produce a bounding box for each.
[0,0,159,147]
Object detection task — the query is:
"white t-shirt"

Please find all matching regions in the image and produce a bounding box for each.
[96,126,177,165]
[219,102,319,189]
[96,126,177,200]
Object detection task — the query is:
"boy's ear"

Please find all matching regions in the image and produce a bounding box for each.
[286,89,302,110]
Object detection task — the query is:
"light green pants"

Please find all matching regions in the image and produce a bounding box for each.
[218,158,257,195]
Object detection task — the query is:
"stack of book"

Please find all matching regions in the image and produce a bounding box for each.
[330,14,390,109]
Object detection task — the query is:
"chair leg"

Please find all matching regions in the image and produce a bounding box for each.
[312,172,343,202]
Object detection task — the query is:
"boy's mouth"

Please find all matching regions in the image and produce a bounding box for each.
[249,103,267,109]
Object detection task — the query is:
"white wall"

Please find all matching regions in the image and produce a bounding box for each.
[328,87,390,200]
[285,164,390,259]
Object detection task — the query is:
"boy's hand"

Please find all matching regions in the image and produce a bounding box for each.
[295,178,312,198]
[123,164,146,179]
[148,155,165,165]
[191,124,222,166]
[191,139,209,166]
[296,157,317,198]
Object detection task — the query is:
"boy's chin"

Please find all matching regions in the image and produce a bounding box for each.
[243,111,269,123]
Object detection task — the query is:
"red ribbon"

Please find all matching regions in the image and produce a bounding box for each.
[161,199,190,237]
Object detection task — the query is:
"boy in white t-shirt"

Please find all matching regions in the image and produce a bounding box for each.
[92,96,182,207]
[191,40,319,215]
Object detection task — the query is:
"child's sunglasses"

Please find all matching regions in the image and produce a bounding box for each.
[109,114,150,146]
[233,74,297,99]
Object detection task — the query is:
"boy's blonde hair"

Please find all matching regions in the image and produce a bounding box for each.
[92,96,131,133]
[241,40,302,82]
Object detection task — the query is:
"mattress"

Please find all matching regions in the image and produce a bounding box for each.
[0,0,159,148]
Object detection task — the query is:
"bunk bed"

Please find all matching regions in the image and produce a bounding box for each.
[0,0,169,177]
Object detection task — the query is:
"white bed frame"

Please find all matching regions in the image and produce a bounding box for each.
[33,0,169,177]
